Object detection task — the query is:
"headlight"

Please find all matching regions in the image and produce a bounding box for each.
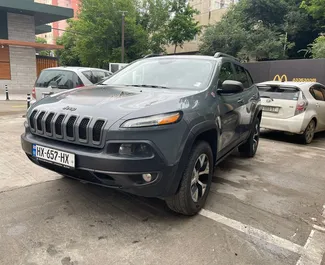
[120,112,182,128]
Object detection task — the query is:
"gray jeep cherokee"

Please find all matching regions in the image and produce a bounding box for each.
[21,53,262,215]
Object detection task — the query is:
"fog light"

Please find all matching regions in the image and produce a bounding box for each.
[119,144,133,156]
[142,173,152,182]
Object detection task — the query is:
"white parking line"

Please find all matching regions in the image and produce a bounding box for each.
[200,209,325,265]
[199,209,303,254]
[296,230,325,265]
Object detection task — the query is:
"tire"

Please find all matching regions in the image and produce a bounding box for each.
[238,117,260,158]
[165,141,214,216]
[301,120,316,144]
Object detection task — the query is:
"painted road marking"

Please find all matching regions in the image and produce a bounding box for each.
[200,209,325,265]
[296,230,325,265]
[199,209,303,254]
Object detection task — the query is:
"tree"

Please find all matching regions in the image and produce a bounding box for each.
[199,0,317,61]
[57,0,149,67]
[137,0,171,53]
[311,36,325,58]
[167,0,201,53]
[55,21,82,66]
[35,37,51,56]
[301,0,325,19]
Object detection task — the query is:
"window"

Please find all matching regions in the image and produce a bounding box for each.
[218,62,235,87]
[245,69,254,86]
[310,85,325,101]
[234,64,250,88]
[82,71,95,83]
[103,58,216,90]
[35,70,80,89]
[92,71,107,83]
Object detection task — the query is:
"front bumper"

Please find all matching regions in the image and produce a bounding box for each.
[21,132,180,198]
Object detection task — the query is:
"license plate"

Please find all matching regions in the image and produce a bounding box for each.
[262,106,279,113]
[32,144,75,168]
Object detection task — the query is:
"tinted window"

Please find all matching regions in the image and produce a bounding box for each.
[82,71,93,83]
[258,85,300,101]
[245,69,253,86]
[234,64,250,88]
[92,71,106,83]
[310,85,325,101]
[35,70,79,89]
[218,62,236,87]
[104,58,216,90]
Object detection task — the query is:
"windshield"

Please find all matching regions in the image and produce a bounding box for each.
[102,58,216,90]
[258,85,300,101]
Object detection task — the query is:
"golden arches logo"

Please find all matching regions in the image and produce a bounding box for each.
[273,74,288,82]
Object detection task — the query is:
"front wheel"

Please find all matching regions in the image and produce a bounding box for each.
[301,120,316,144]
[238,117,260,158]
[165,141,214,216]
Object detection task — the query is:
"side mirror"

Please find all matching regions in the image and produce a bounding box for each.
[219,80,244,94]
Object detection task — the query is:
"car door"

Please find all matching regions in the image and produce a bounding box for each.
[233,64,257,140]
[309,84,325,130]
[216,61,245,156]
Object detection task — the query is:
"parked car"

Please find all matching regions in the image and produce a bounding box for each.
[22,53,262,215]
[258,81,325,144]
[32,67,112,101]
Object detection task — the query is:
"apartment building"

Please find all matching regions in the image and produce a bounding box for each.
[35,0,80,44]
[166,0,239,54]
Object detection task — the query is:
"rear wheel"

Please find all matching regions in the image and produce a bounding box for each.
[238,117,260,158]
[301,120,316,144]
[165,141,213,216]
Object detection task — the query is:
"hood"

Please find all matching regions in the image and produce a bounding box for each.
[30,85,200,123]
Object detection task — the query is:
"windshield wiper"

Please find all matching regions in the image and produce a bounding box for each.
[260,95,274,101]
[125,84,169,89]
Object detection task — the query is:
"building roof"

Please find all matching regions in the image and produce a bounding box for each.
[0,0,73,26]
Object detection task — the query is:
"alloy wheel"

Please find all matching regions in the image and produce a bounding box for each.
[305,121,315,143]
[190,154,210,203]
[252,122,260,152]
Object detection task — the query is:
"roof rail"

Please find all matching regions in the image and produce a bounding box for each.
[214,52,238,61]
[143,54,163,59]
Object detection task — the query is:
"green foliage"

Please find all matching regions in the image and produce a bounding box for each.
[199,0,316,61]
[167,0,201,53]
[55,21,82,66]
[138,0,171,53]
[35,37,51,56]
[301,0,325,19]
[311,36,325,58]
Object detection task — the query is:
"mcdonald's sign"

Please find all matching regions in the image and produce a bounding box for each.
[273,74,288,82]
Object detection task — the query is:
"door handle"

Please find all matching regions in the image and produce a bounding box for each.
[237,98,244,104]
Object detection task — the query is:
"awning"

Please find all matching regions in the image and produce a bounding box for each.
[0,0,74,26]
[0,39,64,50]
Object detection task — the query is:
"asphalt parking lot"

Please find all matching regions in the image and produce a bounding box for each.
[1,113,325,265]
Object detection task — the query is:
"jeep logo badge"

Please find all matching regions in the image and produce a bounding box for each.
[63,106,77,111]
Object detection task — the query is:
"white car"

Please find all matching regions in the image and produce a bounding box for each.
[32,67,112,101]
[257,81,325,144]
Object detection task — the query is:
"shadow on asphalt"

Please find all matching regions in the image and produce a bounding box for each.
[260,129,325,145]
[58,176,191,220]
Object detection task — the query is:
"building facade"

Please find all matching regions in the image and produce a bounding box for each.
[166,0,239,54]
[35,0,80,44]
[0,0,73,95]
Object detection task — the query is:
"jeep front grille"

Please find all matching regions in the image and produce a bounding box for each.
[28,111,106,147]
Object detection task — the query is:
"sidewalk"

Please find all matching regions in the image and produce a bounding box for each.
[0,94,27,101]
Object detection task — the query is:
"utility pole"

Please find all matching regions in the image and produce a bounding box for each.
[119,11,128,63]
